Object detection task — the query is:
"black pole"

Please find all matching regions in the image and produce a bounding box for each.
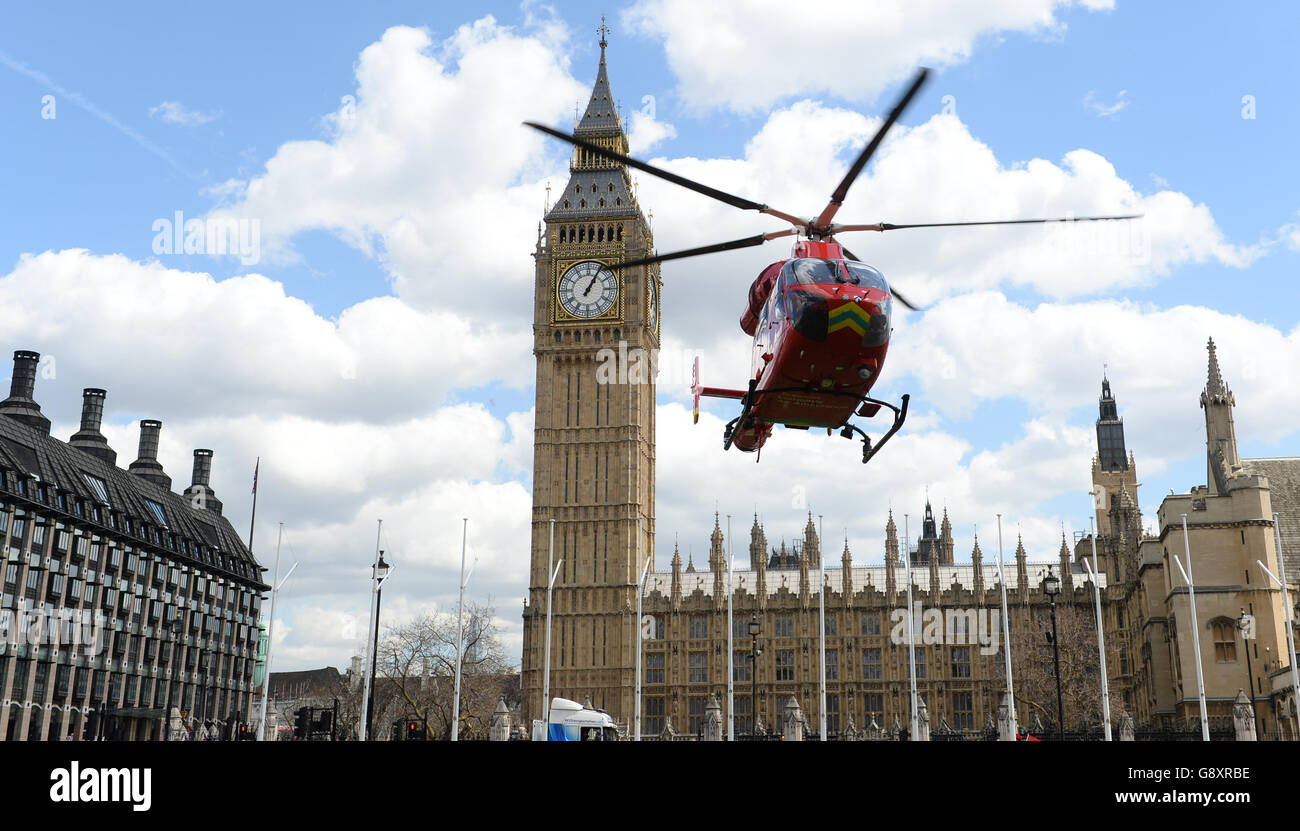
[750,619,758,735]
[1241,625,1259,737]
[1049,595,1064,740]
[366,585,382,741]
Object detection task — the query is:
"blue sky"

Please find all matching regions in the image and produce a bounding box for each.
[1,1,1297,670]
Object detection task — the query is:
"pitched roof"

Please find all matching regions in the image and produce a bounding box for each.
[0,412,264,589]
[1241,457,1300,578]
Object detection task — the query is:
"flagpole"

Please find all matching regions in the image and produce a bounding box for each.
[452,517,468,741]
[996,514,1017,740]
[818,513,826,741]
[726,514,734,741]
[248,456,260,554]
[1175,513,1210,741]
[1086,517,1113,740]
[904,513,918,741]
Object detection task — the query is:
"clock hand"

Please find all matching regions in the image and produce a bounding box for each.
[581,275,600,300]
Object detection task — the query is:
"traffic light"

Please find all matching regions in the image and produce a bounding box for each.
[391,720,403,742]
[406,719,426,741]
[238,722,252,741]
[294,707,310,739]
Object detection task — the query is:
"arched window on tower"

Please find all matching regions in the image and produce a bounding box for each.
[597,226,604,241]
[617,226,623,241]
[1212,619,1237,662]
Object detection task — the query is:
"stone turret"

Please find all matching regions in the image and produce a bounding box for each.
[885,511,898,603]
[971,533,985,595]
[841,537,853,600]
[709,513,726,609]
[1015,534,1028,604]
[670,543,682,608]
[1059,531,1073,592]
[1201,338,1241,496]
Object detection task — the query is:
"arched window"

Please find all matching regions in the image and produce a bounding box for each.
[617,226,623,241]
[616,198,622,207]
[608,182,615,192]
[598,198,605,209]
[580,199,586,209]
[1212,619,1237,662]
[554,331,561,343]
[597,227,604,241]
[574,331,582,344]
[558,228,567,243]
[578,227,585,242]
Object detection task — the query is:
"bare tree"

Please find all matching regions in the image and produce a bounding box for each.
[1011,603,1122,734]
[374,602,512,740]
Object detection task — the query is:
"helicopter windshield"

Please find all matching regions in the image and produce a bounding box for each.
[782,258,889,292]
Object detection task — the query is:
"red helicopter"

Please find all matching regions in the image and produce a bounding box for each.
[527,68,1138,463]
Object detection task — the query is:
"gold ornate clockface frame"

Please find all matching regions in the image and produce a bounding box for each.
[647,277,660,335]
[556,260,619,321]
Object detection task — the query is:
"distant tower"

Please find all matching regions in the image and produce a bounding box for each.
[1200,338,1241,495]
[1091,373,1139,537]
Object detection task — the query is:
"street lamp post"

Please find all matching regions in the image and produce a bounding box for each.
[1043,566,1064,740]
[1238,608,1259,737]
[161,616,184,741]
[364,550,391,742]
[748,613,761,734]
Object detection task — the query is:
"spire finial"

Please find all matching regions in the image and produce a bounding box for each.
[1206,336,1225,396]
[598,15,610,52]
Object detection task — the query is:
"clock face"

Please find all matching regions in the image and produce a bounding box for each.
[559,261,618,319]
[648,279,659,333]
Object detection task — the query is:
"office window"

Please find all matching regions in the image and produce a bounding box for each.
[826,693,841,734]
[644,697,664,736]
[688,651,708,683]
[863,693,884,728]
[825,649,839,681]
[863,647,882,680]
[734,695,753,734]
[1212,620,1236,662]
[775,650,794,681]
[733,651,752,682]
[915,647,927,679]
[688,696,707,735]
[689,615,708,640]
[952,693,974,730]
[824,614,837,636]
[775,615,794,637]
[951,646,971,678]
[645,652,664,684]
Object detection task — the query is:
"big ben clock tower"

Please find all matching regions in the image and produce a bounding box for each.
[521,24,659,729]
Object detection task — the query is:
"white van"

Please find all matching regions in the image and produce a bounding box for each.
[531,697,620,741]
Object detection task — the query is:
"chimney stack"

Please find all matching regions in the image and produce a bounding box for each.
[0,350,51,432]
[127,419,172,490]
[69,388,117,465]
[184,449,223,516]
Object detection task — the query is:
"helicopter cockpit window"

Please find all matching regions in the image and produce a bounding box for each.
[844,262,889,293]
[782,258,838,286]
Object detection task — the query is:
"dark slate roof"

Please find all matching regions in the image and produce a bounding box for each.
[1242,457,1300,578]
[0,413,266,590]
[267,667,343,699]
[575,44,621,136]
[545,169,638,221]
[544,43,641,223]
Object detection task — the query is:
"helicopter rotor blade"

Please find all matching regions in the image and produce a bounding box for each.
[812,68,930,232]
[616,229,798,270]
[831,214,1142,233]
[524,121,807,227]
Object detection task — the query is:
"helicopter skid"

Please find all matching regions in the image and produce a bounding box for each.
[724,385,909,464]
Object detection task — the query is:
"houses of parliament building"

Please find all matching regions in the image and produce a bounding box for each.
[519,33,1300,739]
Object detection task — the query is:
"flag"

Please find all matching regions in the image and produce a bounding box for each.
[252,457,260,494]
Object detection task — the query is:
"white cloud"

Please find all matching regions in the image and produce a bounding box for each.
[149,100,222,126]
[1084,89,1128,118]
[204,20,587,315]
[623,0,1109,112]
